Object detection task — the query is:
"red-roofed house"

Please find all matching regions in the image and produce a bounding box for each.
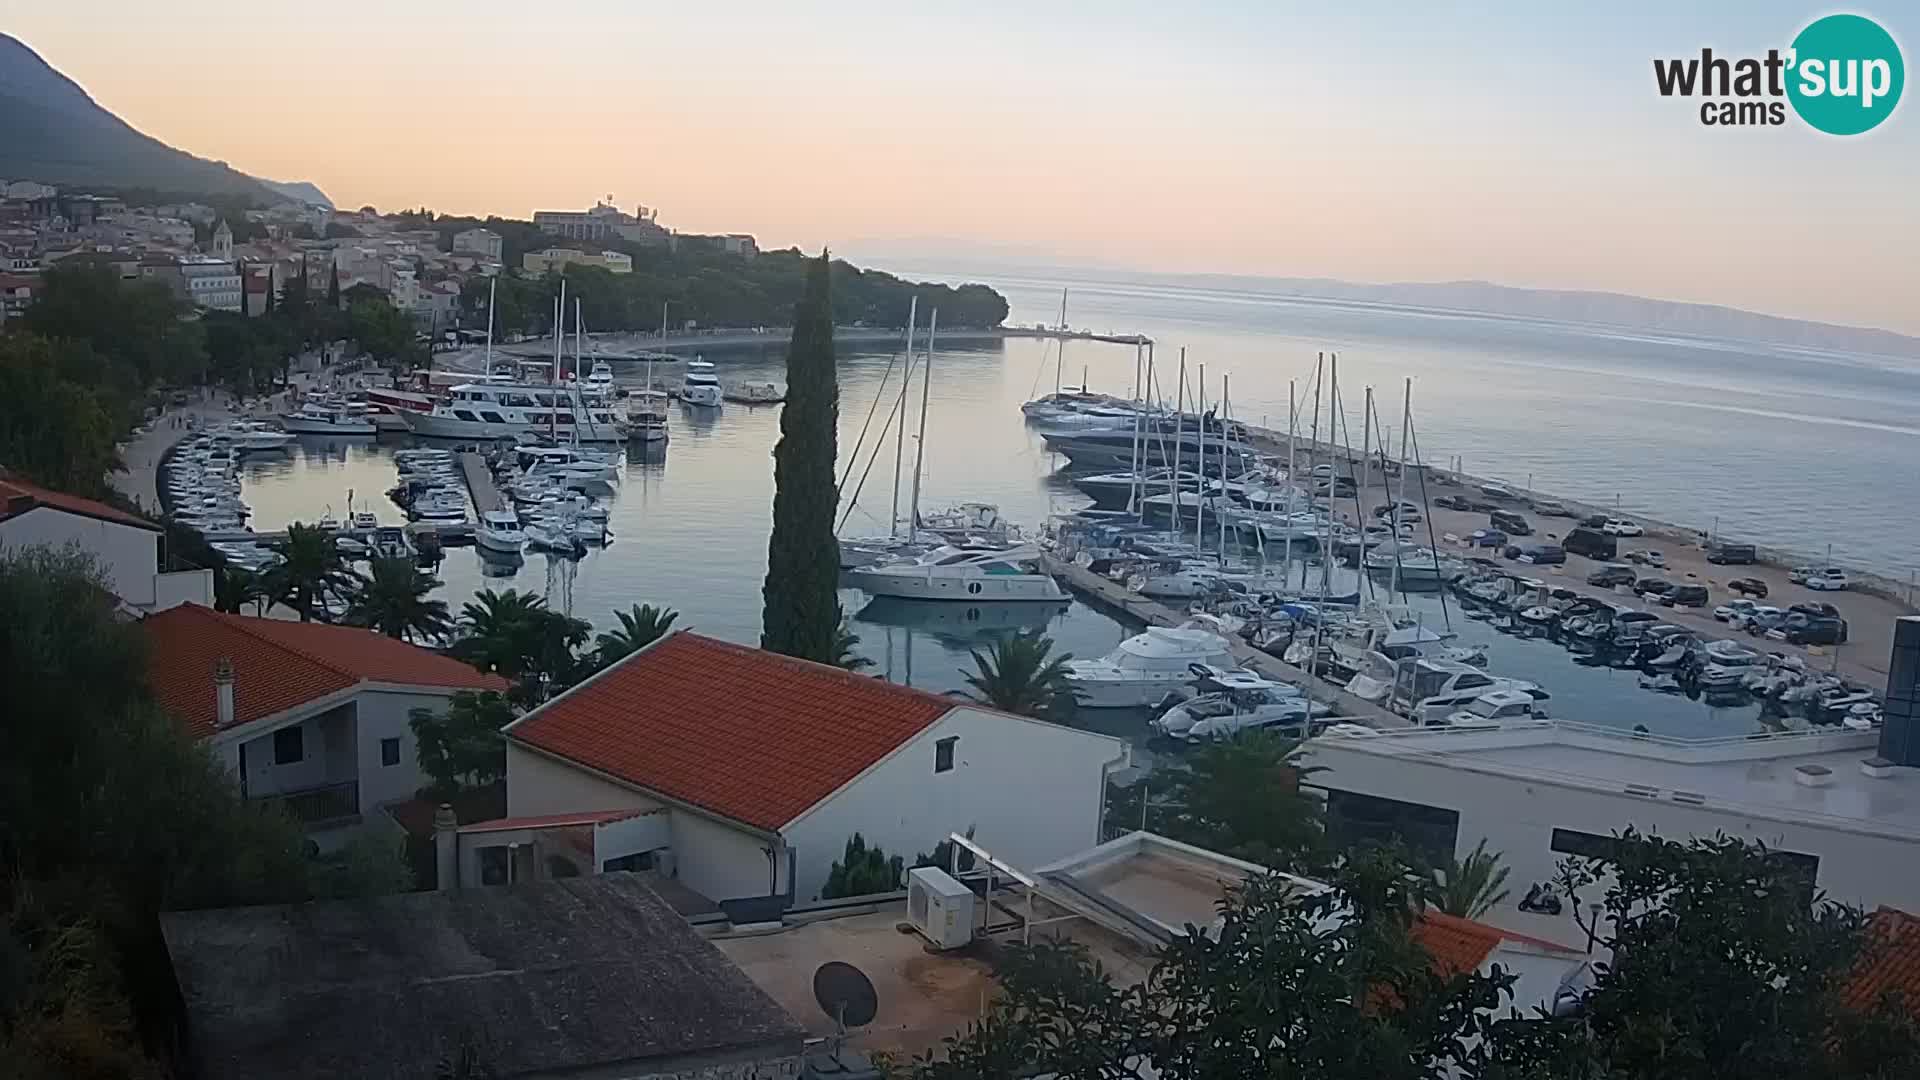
[1411,909,1590,1013]
[494,631,1131,910]
[1,475,212,613]
[143,604,507,846]
[1843,907,1920,1018]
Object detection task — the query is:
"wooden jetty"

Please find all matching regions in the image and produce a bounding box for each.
[1039,554,1408,729]
[459,452,504,513]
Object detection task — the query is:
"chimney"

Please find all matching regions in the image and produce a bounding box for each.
[434,804,459,891]
[1877,616,1920,767]
[214,657,235,729]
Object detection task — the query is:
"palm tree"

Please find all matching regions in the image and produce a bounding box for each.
[214,565,268,615]
[833,618,873,672]
[960,631,1074,719]
[450,588,590,705]
[347,557,452,642]
[1425,839,1512,919]
[265,521,355,621]
[593,604,679,666]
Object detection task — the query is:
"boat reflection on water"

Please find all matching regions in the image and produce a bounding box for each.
[853,595,1070,644]
[476,547,524,579]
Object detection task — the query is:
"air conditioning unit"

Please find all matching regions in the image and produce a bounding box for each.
[905,866,975,950]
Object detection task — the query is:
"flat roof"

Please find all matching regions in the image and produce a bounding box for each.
[1310,721,1920,840]
[162,875,804,1079]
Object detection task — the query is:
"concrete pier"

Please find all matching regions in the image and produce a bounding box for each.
[1039,554,1407,729]
[459,452,503,514]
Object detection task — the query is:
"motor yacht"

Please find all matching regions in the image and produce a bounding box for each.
[1065,623,1240,708]
[843,544,1066,602]
[1150,669,1331,742]
[397,380,630,441]
[682,359,722,407]
[279,402,377,436]
[474,509,528,555]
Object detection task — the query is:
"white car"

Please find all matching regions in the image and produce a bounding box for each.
[1806,568,1850,591]
[1714,598,1757,623]
[1788,567,1816,585]
[1602,518,1644,537]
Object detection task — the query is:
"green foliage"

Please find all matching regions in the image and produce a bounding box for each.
[834,618,874,672]
[212,564,269,615]
[1147,731,1329,873]
[409,691,516,796]
[346,556,452,642]
[821,833,905,899]
[0,334,126,496]
[1481,829,1920,1080]
[20,263,205,389]
[959,631,1076,720]
[592,603,679,667]
[308,831,419,899]
[761,253,844,663]
[263,521,357,621]
[1423,839,1511,919]
[346,297,424,368]
[200,310,288,394]
[448,588,591,705]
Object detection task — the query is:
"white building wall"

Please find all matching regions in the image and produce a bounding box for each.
[672,810,782,903]
[237,708,345,798]
[353,689,468,812]
[1310,745,1920,948]
[505,742,664,817]
[781,707,1128,902]
[0,508,158,606]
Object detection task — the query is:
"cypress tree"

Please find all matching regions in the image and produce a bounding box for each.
[327,265,341,309]
[761,252,842,662]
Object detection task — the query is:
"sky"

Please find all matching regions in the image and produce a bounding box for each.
[10,2,1919,332]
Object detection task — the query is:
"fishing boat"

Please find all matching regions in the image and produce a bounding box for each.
[474,509,528,555]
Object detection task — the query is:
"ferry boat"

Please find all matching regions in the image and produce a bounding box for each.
[395,381,630,442]
[365,387,436,431]
[682,359,721,407]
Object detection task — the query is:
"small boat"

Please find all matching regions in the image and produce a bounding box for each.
[474,509,528,556]
[584,360,615,394]
[1639,672,1684,693]
[1150,669,1330,742]
[335,535,370,557]
[350,511,379,531]
[1065,624,1239,709]
[844,543,1067,602]
[722,381,786,404]
[369,526,412,561]
[279,403,377,436]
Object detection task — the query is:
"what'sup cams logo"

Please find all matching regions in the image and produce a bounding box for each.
[1654,13,1904,134]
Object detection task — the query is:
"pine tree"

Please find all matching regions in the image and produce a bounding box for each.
[761,252,841,662]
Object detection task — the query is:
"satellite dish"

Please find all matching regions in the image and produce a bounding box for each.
[812,961,879,1031]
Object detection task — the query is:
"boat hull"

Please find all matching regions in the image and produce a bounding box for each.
[1066,674,1201,709]
[844,569,1067,602]
[397,411,629,443]
[280,416,377,436]
[683,385,722,407]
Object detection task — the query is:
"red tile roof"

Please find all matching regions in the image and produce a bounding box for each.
[507,632,958,831]
[457,809,657,834]
[1843,907,1920,1016]
[0,475,158,531]
[143,604,506,738]
[1412,910,1579,977]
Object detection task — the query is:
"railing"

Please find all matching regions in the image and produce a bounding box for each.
[259,780,360,826]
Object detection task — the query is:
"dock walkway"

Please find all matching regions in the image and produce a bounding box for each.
[1040,555,1407,729]
[460,452,503,514]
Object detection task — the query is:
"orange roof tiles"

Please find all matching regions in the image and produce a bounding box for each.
[1843,907,1920,1016]
[458,809,655,834]
[143,604,506,738]
[507,632,958,832]
[1412,910,1580,977]
[1,474,158,531]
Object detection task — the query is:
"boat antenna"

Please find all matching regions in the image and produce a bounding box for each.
[890,296,918,538]
[908,308,936,532]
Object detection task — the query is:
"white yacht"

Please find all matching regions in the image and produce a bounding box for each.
[843,544,1067,602]
[474,509,528,555]
[628,390,671,443]
[1065,624,1240,708]
[1150,669,1331,742]
[584,361,615,394]
[213,420,295,451]
[682,359,722,407]
[279,402,376,436]
[396,381,629,442]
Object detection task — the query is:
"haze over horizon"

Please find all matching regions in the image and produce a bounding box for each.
[9,2,1917,334]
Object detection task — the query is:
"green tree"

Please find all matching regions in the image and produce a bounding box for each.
[346,297,424,368]
[1481,829,1920,1080]
[1424,839,1511,920]
[821,833,905,899]
[449,588,590,705]
[959,631,1075,720]
[0,334,127,496]
[20,263,206,388]
[833,618,874,672]
[409,690,515,794]
[264,521,356,621]
[592,603,679,666]
[760,252,843,663]
[346,557,453,642]
[1150,731,1329,872]
[213,564,269,615]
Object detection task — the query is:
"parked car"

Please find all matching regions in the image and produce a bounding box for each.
[1602,517,1644,537]
[1315,478,1357,498]
[1706,542,1757,565]
[1433,494,1475,511]
[1625,549,1666,568]
[1469,529,1508,548]
[1661,584,1710,608]
[1532,501,1573,517]
[1489,509,1532,536]
[1790,601,1842,619]
[1715,598,1757,622]
[1742,606,1787,634]
[1563,527,1619,561]
[1373,500,1422,521]
[1784,613,1849,645]
[1504,543,1565,565]
[1634,578,1675,598]
[1579,514,1610,529]
[1727,578,1769,598]
[1806,568,1849,591]
[1788,567,1817,585]
[1586,564,1637,588]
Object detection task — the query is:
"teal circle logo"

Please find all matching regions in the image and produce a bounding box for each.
[1786,14,1904,135]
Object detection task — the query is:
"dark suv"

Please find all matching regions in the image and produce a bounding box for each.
[1587,564,1636,587]
[1785,613,1849,645]
[1489,509,1533,536]
[1662,584,1710,608]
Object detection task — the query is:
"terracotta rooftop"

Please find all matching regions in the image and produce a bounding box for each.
[144,604,506,738]
[458,809,656,834]
[1843,907,1920,1016]
[1,474,157,531]
[1411,910,1579,977]
[507,631,959,831]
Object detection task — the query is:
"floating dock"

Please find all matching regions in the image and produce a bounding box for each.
[1038,554,1407,729]
[459,452,504,514]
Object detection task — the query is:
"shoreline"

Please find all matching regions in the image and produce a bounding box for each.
[485,324,1147,357]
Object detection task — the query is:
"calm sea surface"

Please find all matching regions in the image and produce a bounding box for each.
[238,271,1920,748]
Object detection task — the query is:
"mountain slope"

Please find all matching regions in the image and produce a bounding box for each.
[257,178,334,208]
[0,33,277,200]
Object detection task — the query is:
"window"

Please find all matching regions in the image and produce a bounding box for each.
[1323,789,1459,866]
[272,726,304,765]
[603,850,656,873]
[478,846,512,886]
[935,736,957,773]
[480,411,506,424]
[453,410,479,422]
[380,737,401,767]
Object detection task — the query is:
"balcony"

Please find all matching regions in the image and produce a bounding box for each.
[260,780,360,827]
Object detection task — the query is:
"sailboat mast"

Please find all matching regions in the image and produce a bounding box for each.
[1133,343,1153,518]
[1169,349,1186,534]
[1195,364,1206,553]
[1218,374,1230,563]
[483,277,496,375]
[1054,288,1068,395]
[909,309,936,531]
[1306,353,1324,590]
[1285,378,1297,567]
[890,297,918,538]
